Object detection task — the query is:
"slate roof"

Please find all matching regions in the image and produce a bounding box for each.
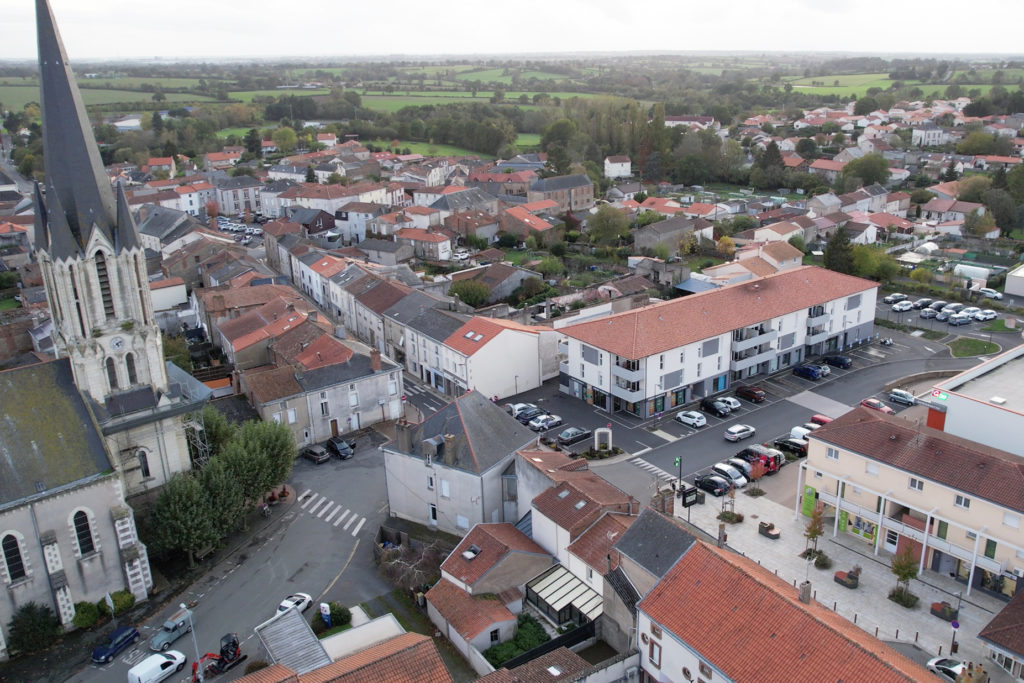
[562,266,876,359]
[425,579,515,641]
[441,523,550,587]
[429,187,496,213]
[0,358,111,506]
[605,566,641,616]
[613,507,696,579]
[392,391,535,475]
[529,174,592,192]
[357,238,404,253]
[979,588,1024,657]
[398,306,468,344]
[811,407,1024,513]
[214,175,261,190]
[639,541,932,682]
[137,205,202,243]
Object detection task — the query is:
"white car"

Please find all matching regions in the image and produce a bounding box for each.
[724,424,756,442]
[453,249,471,262]
[960,306,981,318]
[675,410,706,428]
[891,300,913,312]
[528,413,563,431]
[278,593,313,613]
[974,309,997,321]
[926,657,965,681]
[719,397,742,412]
[979,287,1003,300]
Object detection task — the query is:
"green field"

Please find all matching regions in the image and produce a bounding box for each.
[229,88,331,102]
[365,139,493,158]
[81,77,209,89]
[515,132,541,149]
[454,68,569,83]
[216,127,257,139]
[0,85,217,111]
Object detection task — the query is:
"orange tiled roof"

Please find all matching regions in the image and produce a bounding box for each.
[309,254,347,277]
[566,512,634,573]
[441,523,549,587]
[149,277,185,290]
[532,477,633,539]
[425,579,515,641]
[293,335,354,370]
[504,206,554,232]
[299,632,452,683]
[519,199,559,213]
[444,317,546,357]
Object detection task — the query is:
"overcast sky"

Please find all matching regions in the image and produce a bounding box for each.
[2,0,1023,62]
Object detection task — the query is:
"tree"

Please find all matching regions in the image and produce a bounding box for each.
[588,205,629,245]
[448,279,490,308]
[243,128,261,155]
[1007,164,1024,203]
[910,267,932,284]
[305,166,316,183]
[6,602,61,655]
[956,132,996,155]
[535,257,564,278]
[540,118,576,151]
[964,209,997,237]
[235,420,296,490]
[890,546,918,594]
[326,172,344,185]
[981,188,1016,228]
[151,111,164,136]
[910,189,935,205]
[272,126,298,154]
[853,96,879,116]
[149,473,218,567]
[379,540,446,590]
[199,457,245,536]
[716,236,736,260]
[804,505,824,552]
[841,153,890,186]
[636,210,662,228]
[788,234,806,253]
[795,137,818,159]
[162,334,192,373]
[957,175,992,202]
[823,225,855,275]
[198,405,235,460]
[219,441,270,512]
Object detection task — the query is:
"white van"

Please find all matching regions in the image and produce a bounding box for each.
[127,651,186,683]
[790,426,812,441]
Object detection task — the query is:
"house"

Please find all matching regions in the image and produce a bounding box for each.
[922,198,984,223]
[912,122,947,147]
[604,155,632,179]
[146,156,176,177]
[802,407,1024,603]
[498,206,562,245]
[394,228,452,262]
[261,220,303,274]
[558,266,878,417]
[213,175,262,216]
[335,201,386,244]
[193,284,307,347]
[807,192,841,218]
[443,210,500,245]
[286,207,336,236]
[217,298,320,370]
[447,263,541,307]
[354,238,414,266]
[605,181,643,202]
[428,187,499,221]
[388,302,470,393]
[425,579,517,665]
[637,536,932,682]
[809,158,846,184]
[531,477,636,566]
[527,175,594,213]
[633,216,712,256]
[383,391,536,535]
[205,150,242,170]
[135,205,206,255]
[979,590,1024,680]
[162,237,246,292]
[439,523,552,595]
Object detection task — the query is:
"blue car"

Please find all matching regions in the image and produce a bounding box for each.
[91,624,140,664]
[792,364,822,380]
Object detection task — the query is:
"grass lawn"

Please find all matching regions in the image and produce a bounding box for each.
[229,89,330,103]
[515,132,541,149]
[0,85,217,111]
[981,318,1016,332]
[782,72,932,97]
[948,337,1000,357]
[216,126,258,139]
[0,298,20,311]
[454,68,569,83]
[365,139,494,158]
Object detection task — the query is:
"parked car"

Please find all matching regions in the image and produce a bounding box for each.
[727,457,753,477]
[724,424,756,442]
[675,410,707,428]
[557,427,592,446]
[92,624,140,664]
[700,397,731,417]
[506,403,537,419]
[773,438,808,457]
[891,300,913,312]
[792,364,822,380]
[814,364,831,377]
[694,474,731,497]
[935,309,953,322]
[928,300,949,311]
[711,462,747,488]
[733,446,782,474]
[978,287,1003,300]
[528,413,563,431]
[822,355,852,369]
[719,396,742,412]
[942,302,964,314]
[278,593,313,613]
[926,657,965,682]
[149,608,192,652]
[300,444,331,464]
[919,307,938,319]
[326,436,356,459]
[911,298,933,309]
[515,406,546,424]
[888,389,916,406]
[882,292,907,304]
[974,309,997,321]
[790,426,813,441]
[734,385,766,403]
[128,651,187,683]
[809,414,833,426]
[960,306,981,318]
[860,398,895,415]
[948,313,972,326]
[453,248,471,262]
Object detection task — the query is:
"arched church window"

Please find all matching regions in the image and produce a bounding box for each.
[106,357,118,390]
[2,534,26,581]
[68,264,87,337]
[126,353,137,385]
[73,511,95,555]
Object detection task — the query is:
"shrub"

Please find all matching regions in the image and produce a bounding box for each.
[244,660,269,674]
[96,590,136,617]
[7,602,61,655]
[482,613,552,668]
[717,510,744,524]
[888,588,920,608]
[814,553,833,569]
[72,601,100,630]
[311,601,351,634]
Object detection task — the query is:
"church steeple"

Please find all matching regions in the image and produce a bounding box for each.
[36,0,119,258]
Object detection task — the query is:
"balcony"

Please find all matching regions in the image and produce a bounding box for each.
[805,328,831,345]
[611,383,646,403]
[731,328,778,353]
[729,347,775,373]
[807,311,831,327]
[611,362,644,383]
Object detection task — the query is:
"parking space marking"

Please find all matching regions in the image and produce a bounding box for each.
[334,510,350,527]
[317,502,335,518]
[351,518,366,536]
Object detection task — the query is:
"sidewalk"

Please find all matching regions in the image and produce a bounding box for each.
[672,473,1012,681]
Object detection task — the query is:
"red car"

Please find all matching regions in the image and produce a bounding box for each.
[860,398,894,415]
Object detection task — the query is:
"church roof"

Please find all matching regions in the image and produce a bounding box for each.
[0,358,112,508]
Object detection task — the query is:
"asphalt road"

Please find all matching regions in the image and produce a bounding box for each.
[68,437,391,683]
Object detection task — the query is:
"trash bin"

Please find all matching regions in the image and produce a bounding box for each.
[696,491,706,505]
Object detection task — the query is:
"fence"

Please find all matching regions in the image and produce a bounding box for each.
[501,620,596,670]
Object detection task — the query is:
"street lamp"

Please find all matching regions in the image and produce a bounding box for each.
[181,603,202,682]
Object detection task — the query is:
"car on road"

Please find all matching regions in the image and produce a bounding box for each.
[675,410,706,428]
[91,624,140,663]
[979,287,1003,300]
[515,406,546,424]
[128,651,187,683]
[528,413,563,431]
[326,436,356,459]
[891,300,913,312]
[556,426,592,446]
[928,300,949,311]
[882,292,907,304]
[301,444,331,464]
[719,396,742,411]
[948,313,972,326]
[911,297,933,309]
[919,307,938,319]
[149,608,192,652]
[724,424,756,442]
[926,657,965,681]
[773,438,808,457]
[694,474,731,497]
[792,364,822,380]
[734,385,766,402]
[860,398,895,414]
[700,397,731,417]
[888,389,916,406]
[822,355,852,369]
[711,462,748,488]
[974,309,997,321]
[278,593,313,613]
[960,306,981,318]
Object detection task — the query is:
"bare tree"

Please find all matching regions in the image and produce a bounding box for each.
[379,541,446,591]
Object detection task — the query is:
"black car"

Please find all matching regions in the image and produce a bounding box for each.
[822,355,852,369]
[516,406,546,424]
[694,474,731,497]
[91,625,140,664]
[735,385,767,403]
[911,297,933,309]
[882,292,907,304]
[936,309,952,322]
[700,397,731,418]
[557,427,592,446]
[928,300,949,311]
[773,438,808,457]
[301,444,331,464]
[327,436,356,459]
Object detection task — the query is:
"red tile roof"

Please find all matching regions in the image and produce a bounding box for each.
[245,365,303,403]
[293,335,354,370]
[0,221,29,234]
[561,266,876,359]
[520,199,559,213]
[299,632,452,683]
[309,254,348,277]
[395,228,449,243]
[444,317,546,357]
[504,206,554,232]
[640,541,933,682]
[566,512,634,573]
[426,579,515,640]
[149,277,185,290]
[442,523,549,587]
[532,477,634,540]
[979,589,1024,657]
[810,158,847,172]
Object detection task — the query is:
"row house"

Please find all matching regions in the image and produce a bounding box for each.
[145,156,175,177]
[428,187,499,221]
[368,210,417,237]
[334,201,385,244]
[394,228,452,261]
[192,283,305,347]
[205,150,241,170]
[259,179,300,218]
[294,252,347,308]
[162,237,246,293]
[558,266,877,418]
[217,298,322,370]
[267,164,308,183]
[260,219,302,274]
[498,206,561,246]
[173,181,215,216]
[329,265,417,349]
[922,198,984,223]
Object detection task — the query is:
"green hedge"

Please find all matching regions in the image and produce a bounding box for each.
[482,613,551,668]
[96,590,135,617]
[311,602,351,635]
[73,601,100,629]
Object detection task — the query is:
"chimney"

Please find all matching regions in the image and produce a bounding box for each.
[443,433,456,466]
[798,580,812,604]
[308,310,317,322]
[395,418,413,454]
[286,302,295,312]
[370,349,382,372]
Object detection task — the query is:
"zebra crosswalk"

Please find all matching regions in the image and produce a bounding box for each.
[297,489,368,537]
[630,457,677,484]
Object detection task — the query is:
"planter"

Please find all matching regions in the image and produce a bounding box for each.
[833,571,859,589]
[758,521,781,540]
[930,601,958,622]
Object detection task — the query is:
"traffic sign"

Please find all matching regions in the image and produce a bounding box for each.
[951,620,959,629]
